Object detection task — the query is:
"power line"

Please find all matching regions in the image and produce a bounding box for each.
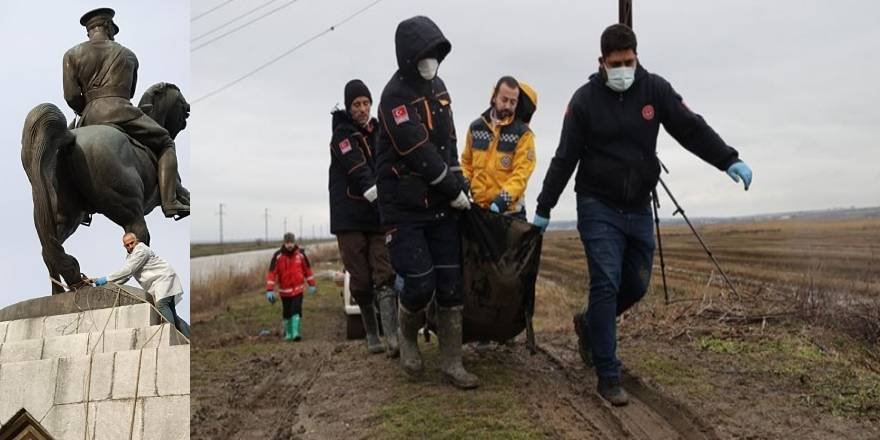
[192,0,281,42]
[192,0,303,51]
[192,0,237,22]
[192,0,384,104]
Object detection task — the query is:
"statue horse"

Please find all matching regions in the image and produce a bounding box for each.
[21,83,190,294]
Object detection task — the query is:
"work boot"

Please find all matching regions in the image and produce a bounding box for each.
[573,312,592,367]
[291,314,302,341]
[282,318,292,341]
[398,304,425,378]
[437,306,480,389]
[359,302,385,354]
[377,286,400,358]
[158,148,190,220]
[597,377,629,406]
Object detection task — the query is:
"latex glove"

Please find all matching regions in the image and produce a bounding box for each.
[726,161,753,191]
[533,214,550,233]
[266,291,276,304]
[363,185,378,203]
[489,193,509,213]
[450,191,471,210]
[307,285,318,296]
[94,277,108,286]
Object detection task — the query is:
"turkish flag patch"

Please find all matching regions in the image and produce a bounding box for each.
[392,105,409,125]
[641,104,655,121]
[338,138,352,154]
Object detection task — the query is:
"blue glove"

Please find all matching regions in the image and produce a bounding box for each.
[307,285,317,296]
[533,214,550,233]
[726,161,753,191]
[94,277,107,286]
[265,291,276,304]
[490,193,509,214]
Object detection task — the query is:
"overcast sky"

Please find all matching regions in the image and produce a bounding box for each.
[0,1,190,319]
[190,0,880,243]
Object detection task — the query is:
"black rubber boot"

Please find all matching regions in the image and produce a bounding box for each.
[437,306,479,389]
[597,376,629,406]
[377,286,400,358]
[573,311,592,367]
[398,304,425,378]
[359,302,385,354]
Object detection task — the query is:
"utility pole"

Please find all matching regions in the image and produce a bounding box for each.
[263,208,270,243]
[312,225,316,240]
[299,215,303,241]
[619,0,632,27]
[217,203,226,254]
[284,216,288,234]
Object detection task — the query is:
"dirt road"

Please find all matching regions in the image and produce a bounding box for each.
[192,273,717,438]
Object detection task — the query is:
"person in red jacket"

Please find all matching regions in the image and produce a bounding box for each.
[265,233,317,341]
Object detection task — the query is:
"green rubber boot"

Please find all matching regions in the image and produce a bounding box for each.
[291,314,302,341]
[282,318,293,341]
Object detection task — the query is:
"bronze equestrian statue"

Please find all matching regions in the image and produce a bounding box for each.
[21,8,191,293]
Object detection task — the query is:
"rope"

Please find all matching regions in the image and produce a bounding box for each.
[45,278,188,438]
[83,285,119,440]
[128,322,166,439]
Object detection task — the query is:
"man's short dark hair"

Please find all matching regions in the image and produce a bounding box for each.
[600,24,637,58]
[491,75,519,105]
[283,232,295,243]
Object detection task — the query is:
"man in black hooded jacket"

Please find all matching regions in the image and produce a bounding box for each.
[329,79,398,356]
[375,16,478,389]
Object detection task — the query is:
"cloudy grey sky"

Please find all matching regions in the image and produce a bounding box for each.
[0,1,190,319]
[190,0,880,242]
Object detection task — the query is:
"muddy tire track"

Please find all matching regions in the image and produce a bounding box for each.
[536,335,719,440]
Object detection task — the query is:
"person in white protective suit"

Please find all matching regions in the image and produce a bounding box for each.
[92,232,190,337]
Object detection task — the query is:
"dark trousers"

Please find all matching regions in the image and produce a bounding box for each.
[388,219,462,311]
[282,296,303,319]
[336,231,395,305]
[155,295,190,338]
[577,195,655,380]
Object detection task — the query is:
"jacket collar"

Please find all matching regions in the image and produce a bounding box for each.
[480,108,515,129]
[331,109,375,135]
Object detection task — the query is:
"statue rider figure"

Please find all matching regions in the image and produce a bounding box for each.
[62,8,189,219]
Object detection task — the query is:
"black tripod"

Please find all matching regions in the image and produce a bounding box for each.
[651,164,741,304]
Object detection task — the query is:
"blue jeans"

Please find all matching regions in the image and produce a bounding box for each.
[577,195,655,380]
[156,295,191,338]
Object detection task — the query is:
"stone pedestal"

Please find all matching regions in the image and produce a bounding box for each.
[0,287,189,440]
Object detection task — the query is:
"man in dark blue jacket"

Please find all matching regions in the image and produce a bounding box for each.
[329,79,397,356]
[375,16,478,389]
[534,24,753,406]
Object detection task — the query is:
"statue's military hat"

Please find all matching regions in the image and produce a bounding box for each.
[80,7,119,35]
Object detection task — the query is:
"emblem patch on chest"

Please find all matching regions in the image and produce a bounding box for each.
[641,104,655,121]
[499,154,514,170]
[392,105,409,125]
[338,138,352,154]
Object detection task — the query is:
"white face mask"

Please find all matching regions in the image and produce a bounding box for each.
[605,65,635,92]
[417,58,439,80]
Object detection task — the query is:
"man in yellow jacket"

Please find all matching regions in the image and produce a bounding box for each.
[461,76,537,219]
